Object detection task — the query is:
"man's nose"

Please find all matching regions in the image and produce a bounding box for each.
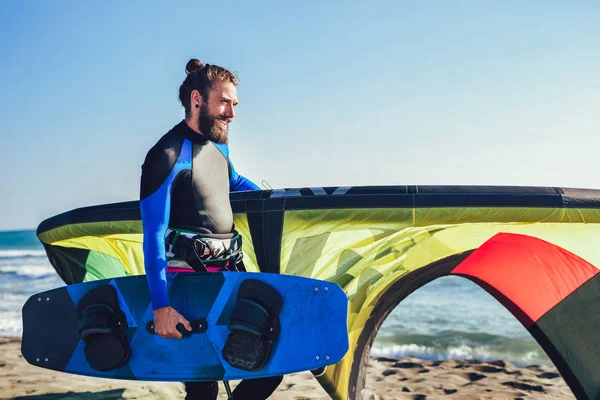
[225,105,235,119]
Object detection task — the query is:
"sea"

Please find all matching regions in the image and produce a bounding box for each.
[0,229,551,367]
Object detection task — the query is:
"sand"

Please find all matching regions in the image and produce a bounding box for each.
[0,337,574,399]
[362,356,574,400]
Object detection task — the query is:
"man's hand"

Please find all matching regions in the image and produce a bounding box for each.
[153,306,192,339]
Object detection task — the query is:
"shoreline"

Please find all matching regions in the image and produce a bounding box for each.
[1,337,574,399]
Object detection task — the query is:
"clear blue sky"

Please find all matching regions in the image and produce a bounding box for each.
[1,1,598,230]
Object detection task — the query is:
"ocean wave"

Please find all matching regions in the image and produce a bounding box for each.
[371,330,551,366]
[0,264,56,278]
[0,249,46,258]
[370,342,549,366]
[0,311,23,337]
[377,329,534,346]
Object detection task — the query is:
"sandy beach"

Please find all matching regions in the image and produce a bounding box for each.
[0,337,575,400]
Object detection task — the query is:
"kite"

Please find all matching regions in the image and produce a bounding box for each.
[37,185,600,400]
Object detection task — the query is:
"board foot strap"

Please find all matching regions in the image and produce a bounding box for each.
[222,279,282,371]
[76,285,130,371]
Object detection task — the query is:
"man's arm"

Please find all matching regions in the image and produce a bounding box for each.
[140,148,175,310]
[213,142,261,191]
[140,139,193,339]
[229,159,261,191]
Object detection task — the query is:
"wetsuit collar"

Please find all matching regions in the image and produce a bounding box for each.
[178,120,209,144]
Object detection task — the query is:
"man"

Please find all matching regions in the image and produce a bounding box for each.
[139,59,283,399]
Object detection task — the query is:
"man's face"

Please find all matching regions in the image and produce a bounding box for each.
[197,81,238,144]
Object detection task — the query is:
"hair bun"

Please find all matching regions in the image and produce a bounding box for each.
[185,59,204,75]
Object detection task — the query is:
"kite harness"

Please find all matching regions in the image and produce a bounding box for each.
[165,226,243,272]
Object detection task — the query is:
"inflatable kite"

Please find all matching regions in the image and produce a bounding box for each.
[36,185,600,400]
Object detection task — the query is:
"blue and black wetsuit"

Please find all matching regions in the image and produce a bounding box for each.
[140,120,282,400]
[140,120,260,310]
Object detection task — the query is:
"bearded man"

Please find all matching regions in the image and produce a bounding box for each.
[140,59,282,399]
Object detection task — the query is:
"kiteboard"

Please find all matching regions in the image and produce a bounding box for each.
[21,272,349,382]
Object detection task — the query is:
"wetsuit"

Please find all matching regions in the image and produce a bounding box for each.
[140,120,259,310]
[140,120,282,400]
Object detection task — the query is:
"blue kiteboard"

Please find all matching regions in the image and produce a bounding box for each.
[21,272,349,382]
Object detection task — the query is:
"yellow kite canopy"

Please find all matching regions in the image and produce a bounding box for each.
[37,185,600,400]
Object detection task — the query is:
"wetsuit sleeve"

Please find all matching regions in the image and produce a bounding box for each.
[140,141,185,310]
[229,159,261,191]
[213,142,260,192]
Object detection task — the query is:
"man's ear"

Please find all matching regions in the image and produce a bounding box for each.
[191,90,203,108]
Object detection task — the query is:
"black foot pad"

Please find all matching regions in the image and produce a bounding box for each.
[222,279,282,371]
[76,285,130,371]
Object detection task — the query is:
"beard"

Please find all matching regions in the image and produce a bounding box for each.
[198,103,229,144]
